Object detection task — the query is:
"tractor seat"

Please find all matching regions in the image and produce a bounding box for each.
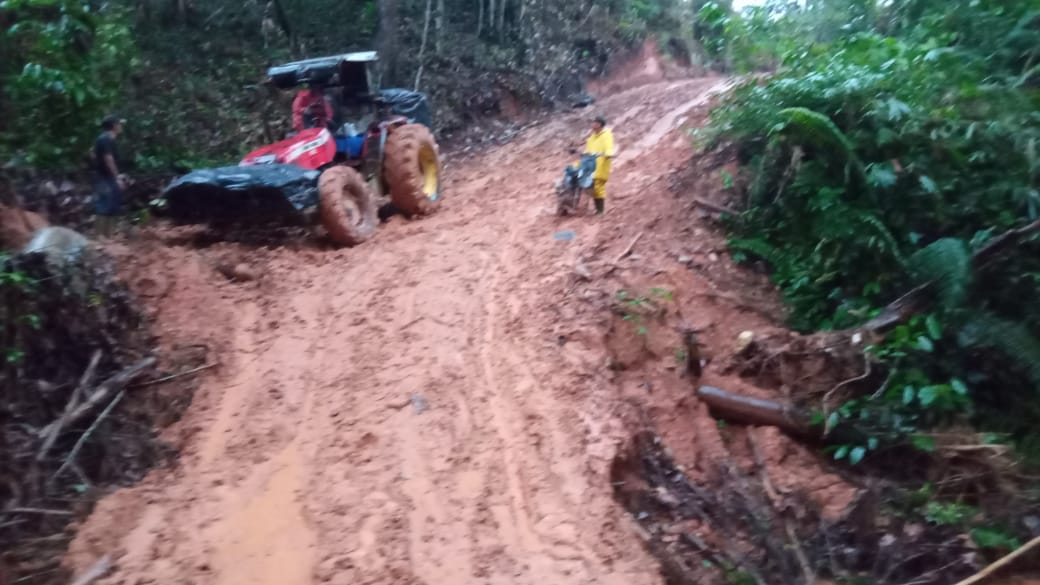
[335,134,365,159]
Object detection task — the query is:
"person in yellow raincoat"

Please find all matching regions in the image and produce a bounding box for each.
[584,116,617,215]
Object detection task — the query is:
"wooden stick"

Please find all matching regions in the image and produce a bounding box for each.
[68,555,113,585]
[51,391,125,482]
[693,197,740,216]
[38,351,104,458]
[37,357,156,460]
[950,536,1040,585]
[4,507,73,516]
[134,362,218,387]
[614,232,644,264]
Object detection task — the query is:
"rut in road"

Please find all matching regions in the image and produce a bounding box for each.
[68,77,732,585]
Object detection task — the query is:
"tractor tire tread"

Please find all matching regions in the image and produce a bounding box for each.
[318,166,378,246]
[384,124,441,216]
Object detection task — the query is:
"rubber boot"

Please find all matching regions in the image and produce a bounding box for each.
[594,198,605,215]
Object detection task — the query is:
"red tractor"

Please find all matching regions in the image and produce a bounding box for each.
[161,52,442,246]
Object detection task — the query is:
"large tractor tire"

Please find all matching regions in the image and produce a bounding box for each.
[318,166,378,246]
[384,124,442,215]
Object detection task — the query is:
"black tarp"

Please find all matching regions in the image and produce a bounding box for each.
[379,89,433,128]
[162,164,320,223]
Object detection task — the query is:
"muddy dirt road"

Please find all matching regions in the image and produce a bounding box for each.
[69,77,733,585]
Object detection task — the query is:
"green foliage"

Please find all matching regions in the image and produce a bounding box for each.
[0,0,136,167]
[970,526,1021,551]
[0,257,37,365]
[616,288,673,338]
[708,0,1040,464]
[907,239,971,309]
[925,500,975,526]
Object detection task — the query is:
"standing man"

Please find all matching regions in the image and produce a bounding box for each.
[584,115,617,215]
[93,115,126,237]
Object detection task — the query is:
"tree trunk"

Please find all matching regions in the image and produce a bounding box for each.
[269,0,294,54]
[435,0,444,53]
[414,0,433,90]
[488,0,496,36]
[377,0,400,86]
[497,0,506,40]
[477,0,484,36]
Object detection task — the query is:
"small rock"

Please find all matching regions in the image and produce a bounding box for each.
[708,252,720,263]
[217,262,258,282]
[23,226,88,267]
[735,330,755,354]
[653,486,680,508]
[573,262,592,281]
[677,255,692,265]
[231,263,257,281]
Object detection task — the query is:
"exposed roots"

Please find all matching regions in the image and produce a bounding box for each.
[0,248,201,583]
[611,430,988,585]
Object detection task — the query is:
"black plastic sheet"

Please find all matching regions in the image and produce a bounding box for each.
[162,164,320,223]
[379,89,433,128]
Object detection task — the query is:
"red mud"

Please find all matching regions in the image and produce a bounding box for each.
[64,69,863,584]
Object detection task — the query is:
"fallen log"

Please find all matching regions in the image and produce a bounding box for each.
[697,385,867,444]
[697,386,810,435]
[863,219,1040,333]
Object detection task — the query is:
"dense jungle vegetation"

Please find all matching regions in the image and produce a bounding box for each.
[1,0,698,169]
[703,0,1040,483]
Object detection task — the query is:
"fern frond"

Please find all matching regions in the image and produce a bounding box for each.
[908,238,971,309]
[729,237,782,267]
[749,137,785,207]
[856,211,906,265]
[961,312,1040,389]
[776,107,867,185]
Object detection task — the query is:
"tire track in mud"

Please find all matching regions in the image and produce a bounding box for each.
[68,77,732,585]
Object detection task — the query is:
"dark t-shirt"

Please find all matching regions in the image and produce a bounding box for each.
[93,132,119,177]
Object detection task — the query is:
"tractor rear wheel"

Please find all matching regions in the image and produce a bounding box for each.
[318,166,378,246]
[384,124,442,215]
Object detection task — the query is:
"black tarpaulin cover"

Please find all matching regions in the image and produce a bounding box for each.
[162,164,320,223]
[379,89,433,128]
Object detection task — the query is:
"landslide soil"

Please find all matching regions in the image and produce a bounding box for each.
[64,74,850,585]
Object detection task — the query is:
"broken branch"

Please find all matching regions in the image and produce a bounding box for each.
[51,391,126,482]
[68,555,113,585]
[693,197,740,216]
[133,362,218,387]
[950,536,1040,585]
[614,232,644,264]
[37,357,156,461]
[38,351,104,458]
[864,219,1040,333]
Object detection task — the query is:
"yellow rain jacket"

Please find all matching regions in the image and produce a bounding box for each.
[584,128,616,181]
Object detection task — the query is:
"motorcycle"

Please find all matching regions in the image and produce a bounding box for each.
[555,152,598,216]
